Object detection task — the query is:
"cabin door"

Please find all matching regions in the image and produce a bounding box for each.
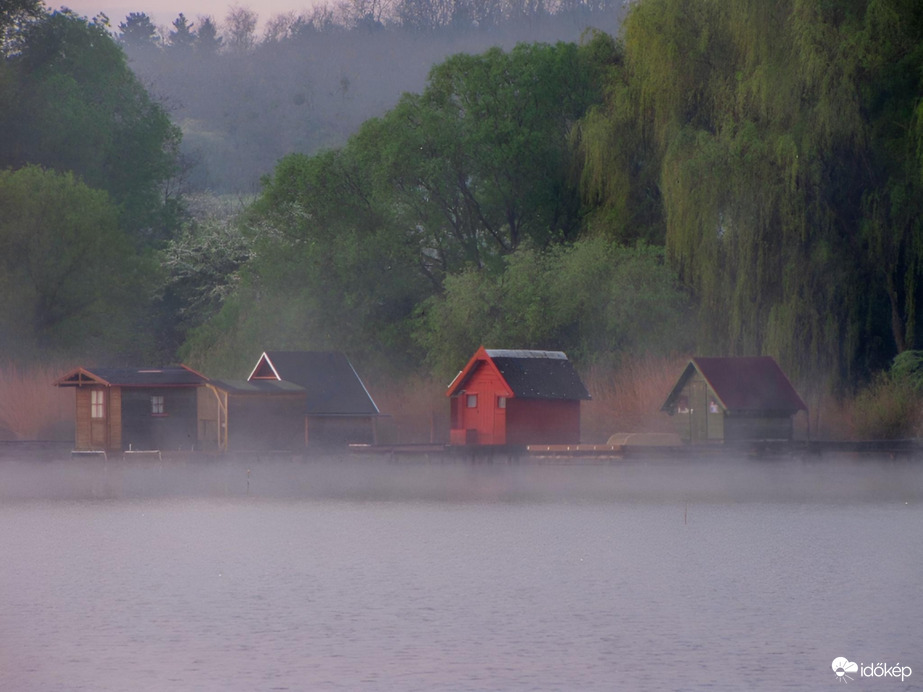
[465,378,502,445]
[89,388,108,449]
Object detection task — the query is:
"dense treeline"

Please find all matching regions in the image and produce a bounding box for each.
[177,36,693,377]
[182,0,923,394]
[3,0,923,414]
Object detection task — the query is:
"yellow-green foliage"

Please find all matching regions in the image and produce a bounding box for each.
[575,0,923,388]
[850,375,921,440]
[414,238,692,377]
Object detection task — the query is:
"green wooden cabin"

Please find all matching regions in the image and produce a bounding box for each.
[661,357,807,443]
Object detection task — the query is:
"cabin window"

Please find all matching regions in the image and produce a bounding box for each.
[709,400,719,414]
[91,390,105,419]
[151,395,165,415]
[676,396,689,414]
[466,394,478,408]
[497,396,506,409]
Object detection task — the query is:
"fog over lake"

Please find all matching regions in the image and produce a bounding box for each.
[1,457,920,691]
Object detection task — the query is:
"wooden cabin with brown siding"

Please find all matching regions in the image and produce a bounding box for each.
[447,347,591,446]
[55,366,208,452]
[660,356,808,443]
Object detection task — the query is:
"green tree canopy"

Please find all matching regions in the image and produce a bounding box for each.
[194,16,223,54]
[0,166,155,360]
[414,238,692,376]
[1,10,183,245]
[0,0,42,55]
[180,147,431,375]
[181,39,619,374]
[363,37,617,279]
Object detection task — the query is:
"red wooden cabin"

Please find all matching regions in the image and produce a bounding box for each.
[446,347,590,446]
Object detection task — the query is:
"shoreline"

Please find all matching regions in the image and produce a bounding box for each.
[1,438,921,464]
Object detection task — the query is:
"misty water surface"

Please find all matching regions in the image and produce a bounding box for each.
[0,457,920,691]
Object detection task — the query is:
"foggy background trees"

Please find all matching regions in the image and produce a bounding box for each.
[117,0,627,192]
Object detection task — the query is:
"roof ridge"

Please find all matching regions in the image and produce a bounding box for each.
[485,349,567,359]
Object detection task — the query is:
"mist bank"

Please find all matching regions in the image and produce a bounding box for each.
[1,456,921,504]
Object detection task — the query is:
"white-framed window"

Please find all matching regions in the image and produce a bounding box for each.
[151,395,165,415]
[91,390,105,419]
[466,394,478,408]
[497,396,507,409]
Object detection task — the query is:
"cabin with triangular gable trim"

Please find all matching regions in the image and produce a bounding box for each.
[250,350,380,447]
[201,351,381,450]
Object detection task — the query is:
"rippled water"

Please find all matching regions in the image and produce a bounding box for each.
[1,457,920,691]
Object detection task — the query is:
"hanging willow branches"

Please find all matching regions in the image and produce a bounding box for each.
[575,0,923,389]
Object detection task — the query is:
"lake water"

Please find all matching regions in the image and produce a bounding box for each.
[1,456,920,691]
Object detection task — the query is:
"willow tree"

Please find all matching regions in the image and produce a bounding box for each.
[575,0,923,389]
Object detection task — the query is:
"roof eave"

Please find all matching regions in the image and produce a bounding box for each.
[53,367,111,387]
[447,346,514,397]
[660,361,697,411]
[344,356,381,414]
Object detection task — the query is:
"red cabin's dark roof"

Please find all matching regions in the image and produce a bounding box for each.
[662,356,807,413]
[448,347,591,401]
[55,365,207,387]
[248,351,380,416]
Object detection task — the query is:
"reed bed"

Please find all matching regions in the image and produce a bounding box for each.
[580,354,689,443]
[0,363,73,440]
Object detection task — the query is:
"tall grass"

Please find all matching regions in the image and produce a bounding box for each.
[366,373,449,444]
[0,363,73,440]
[581,354,689,443]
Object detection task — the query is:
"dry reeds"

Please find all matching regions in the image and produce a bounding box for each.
[366,373,449,444]
[0,363,73,440]
[581,354,689,443]
[800,389,854,441]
